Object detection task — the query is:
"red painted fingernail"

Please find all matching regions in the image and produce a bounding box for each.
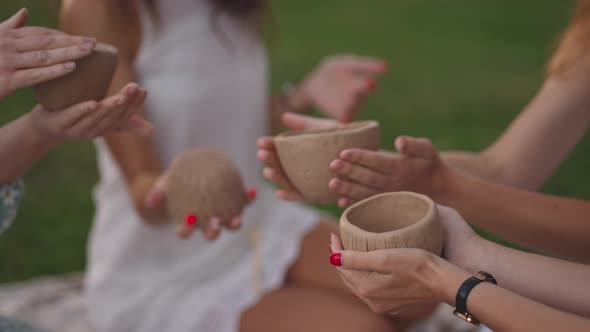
[185,213,198,226]
[247,187,257,200]
[330,253,342,266]
[329,245,333,254]
[367,79,377,91]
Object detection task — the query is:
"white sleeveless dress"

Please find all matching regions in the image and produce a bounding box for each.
[87,1,320,331]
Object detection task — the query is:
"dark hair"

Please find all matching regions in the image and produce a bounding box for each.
[145,0,267,24]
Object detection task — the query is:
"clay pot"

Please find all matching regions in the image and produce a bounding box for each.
[340,192,444,255]
[167,148,249,228]
[33,43,118,111]
[274,121,380,204]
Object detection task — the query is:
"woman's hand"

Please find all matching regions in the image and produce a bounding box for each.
[29,82,153,142]
[329,205,481,314]
[0,8,97,99]
[329,136,457,208]
[293,55,388,123]
[144,172,257,241]
[257,112,339,201]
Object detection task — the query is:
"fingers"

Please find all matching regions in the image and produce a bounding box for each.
[337,55,388,75]
[9,61,76,90]
[228,216,242,231]
[339,149,395,174]
[14,43,94,69]
[83,84,141,136]
[144,174,169,209]
[256,136,276,151]
[333,250,392,274]
[14,33,95,52]
[6,26,64,38]
[338,197,356,208]
[329,178,380,201]
[262,167,302,201]
[204,217,222,241]
[330,232,344,252]
[257,148,282,169]
[281,112,339,131]
[330,159,388,190]
[120,115,154,137]
[0,8,28,30]
[395,136,437,160]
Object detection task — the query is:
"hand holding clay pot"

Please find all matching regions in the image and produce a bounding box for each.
[329,136,455,208]
[30,82,153,140]
[0,8,98,99]
[146,148,256,241]
[329,203,481,315]
[257,112,340,201]
[295,55,388,122]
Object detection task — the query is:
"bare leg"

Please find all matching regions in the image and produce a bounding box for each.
[240,286,397,332]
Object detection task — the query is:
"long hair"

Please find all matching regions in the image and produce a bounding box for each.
[547,0,590,77]
[144,0,267,27]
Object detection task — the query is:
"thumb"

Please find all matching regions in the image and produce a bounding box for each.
[144,174,168,209]
[282,112,339,131]
[0,8,28,30]
[122,115,154,137]
[336,250,392,274]
[395,136,438,160]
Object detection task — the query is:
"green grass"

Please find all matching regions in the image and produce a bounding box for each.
[0,0,586,282]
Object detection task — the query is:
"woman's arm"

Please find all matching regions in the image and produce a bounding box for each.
[329,136,590,262]
[61,0,165,223]
[330,232,590,331]
[440,73,590,190]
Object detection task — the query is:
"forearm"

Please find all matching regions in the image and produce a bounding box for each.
[435,261,590,332]
[466,240,590,317]
[441,151,504,183]
[0,113,60,182]
[440,170,590,262]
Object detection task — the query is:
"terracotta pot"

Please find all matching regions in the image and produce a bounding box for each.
[167,148,249,228]
[33,43,118,111]
[340,192,444,255]
[274,120,380,204]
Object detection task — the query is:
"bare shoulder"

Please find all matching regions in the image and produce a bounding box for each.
[60,0,142,60]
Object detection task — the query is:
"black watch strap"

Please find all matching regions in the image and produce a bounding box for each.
[453,271,497,325]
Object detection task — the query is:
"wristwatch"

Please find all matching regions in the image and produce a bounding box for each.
[453,271,497,325]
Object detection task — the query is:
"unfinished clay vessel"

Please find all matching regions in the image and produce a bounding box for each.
[33,43,118,111]
[167,148,249,228]
[274,121,380,204]
[340,192,444,255]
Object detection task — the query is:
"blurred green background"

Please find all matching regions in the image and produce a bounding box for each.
[0,0,586,283]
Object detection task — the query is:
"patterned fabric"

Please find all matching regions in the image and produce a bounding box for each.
[0,179,25,234]
[0,317,45,332]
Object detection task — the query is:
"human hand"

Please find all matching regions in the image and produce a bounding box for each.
[329,205,485,314]
[256,112,339,201]
[329,136,456,208]
[144,172,257,241]
[0,8,97,99]
[29,82,153,141]
[296,55,387,122]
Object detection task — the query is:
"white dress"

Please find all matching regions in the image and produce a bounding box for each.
[87,1,320,331]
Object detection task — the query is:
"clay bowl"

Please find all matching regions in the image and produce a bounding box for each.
[274,121,380,204]
[340,192,444,255]
[167,148,249,228]
[33,43,118,111]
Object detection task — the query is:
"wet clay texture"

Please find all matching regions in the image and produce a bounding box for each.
[340,192,444,255]
[274,121,380,204]
[34,43,118,111]
[167,148,248,228]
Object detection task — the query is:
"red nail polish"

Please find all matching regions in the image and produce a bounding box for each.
[330,253,342,266]
[329,245,333,254]
[367,79,377,91]
[247,187,257,200]
[185,214,198,226]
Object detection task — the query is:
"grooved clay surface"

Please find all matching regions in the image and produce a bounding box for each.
[33,43,118,111]
[340,192,445,256]
[167,148,248,228]
[274,121,380,204]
